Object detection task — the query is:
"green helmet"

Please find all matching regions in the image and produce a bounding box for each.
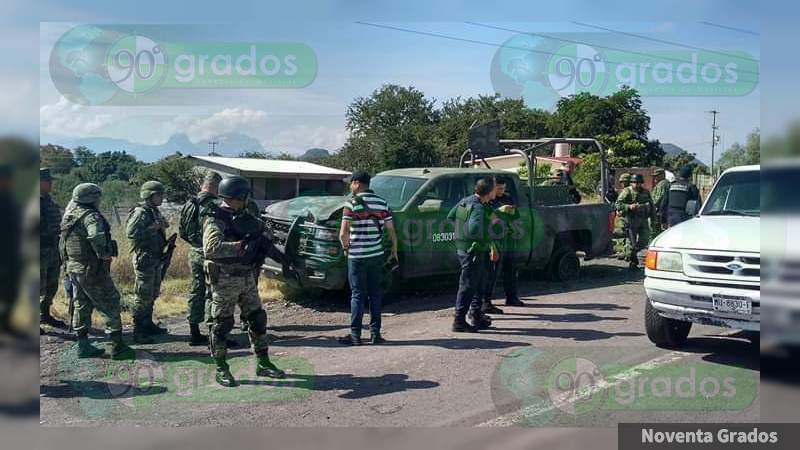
[72,183,102,205]
[140,180,166,200]
[218,176,250,200]
[631,173,644,183]
[618,173,631,183]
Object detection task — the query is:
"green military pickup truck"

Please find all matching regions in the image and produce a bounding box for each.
[262,138,615,291]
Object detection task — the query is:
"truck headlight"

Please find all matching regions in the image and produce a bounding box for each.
[645,250,683,272]
[315,228,339,241]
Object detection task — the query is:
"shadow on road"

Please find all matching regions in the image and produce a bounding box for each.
[677,334,760,371]
[40,381,167,400]
[482,327,643,341]
[490,313,627,323]
[276,336,531,350]
[240,372,439,400]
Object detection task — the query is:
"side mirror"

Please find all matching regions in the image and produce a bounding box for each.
[685,200,700,216]
[418,198,443,213]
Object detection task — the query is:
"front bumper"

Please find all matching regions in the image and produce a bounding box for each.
[644,275,760,331]
[263,257,348,291]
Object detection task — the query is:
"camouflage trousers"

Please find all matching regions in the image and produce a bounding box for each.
[132,252,164,325]
[40,246,61,315]
[187,248,208,325]
[205,263,269,359]
[68,265,123,333]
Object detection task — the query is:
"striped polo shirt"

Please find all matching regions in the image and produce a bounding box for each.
[342,190,393,260]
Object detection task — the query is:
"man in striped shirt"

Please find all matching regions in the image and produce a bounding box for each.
[337,170,398,346]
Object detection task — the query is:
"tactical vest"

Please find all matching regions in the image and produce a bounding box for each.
[203,204,266,266]
[128,203,167,255]
[60,204,107,266]
[668,179,690,210]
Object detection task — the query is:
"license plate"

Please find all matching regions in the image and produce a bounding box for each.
[712,294,752,315]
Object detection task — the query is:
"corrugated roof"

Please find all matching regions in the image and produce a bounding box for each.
[186,155,350,176]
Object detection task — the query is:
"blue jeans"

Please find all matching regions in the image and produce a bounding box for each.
[348,255,384,338]
[455,249,487,317]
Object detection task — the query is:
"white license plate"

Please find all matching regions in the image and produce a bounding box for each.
[712,294,752,315]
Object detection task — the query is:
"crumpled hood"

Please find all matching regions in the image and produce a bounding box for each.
[264,195,348,223]
[652,216,760,253]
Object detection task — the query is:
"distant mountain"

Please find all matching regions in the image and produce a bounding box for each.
[44,132,269,163]
[299,148,330,162]
[661,143,707,167]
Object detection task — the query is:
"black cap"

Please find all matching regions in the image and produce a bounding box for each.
[631,174,644,183]
[347,170,371,185]
[40,168,52,181]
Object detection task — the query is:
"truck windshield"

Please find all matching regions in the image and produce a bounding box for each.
[370,176,427,210]
[702,169,760,217]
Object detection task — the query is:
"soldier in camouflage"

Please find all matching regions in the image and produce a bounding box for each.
[39,168,67,329]
[126,181,169,343]
[615,174,654,269]
[202,176,285,387]
[614,173,632,260]
[650,168,670,237]
[60,183,134,359]
[179,171,222,346]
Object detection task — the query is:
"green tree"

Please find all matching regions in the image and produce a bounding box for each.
[39,144,75,174]
[99,179,139,209]
[664,150,699,172]
[133,154,200,203]
[239,151,269,159]
[572,152,601,195]
[717,128,760,171]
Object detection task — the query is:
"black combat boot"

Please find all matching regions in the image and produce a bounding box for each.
[215,358,238,387]
[468,310,492,330]
[109,331,135,360]
[256,351,286,379]
[189,323,209,346]
[146,318,168,335]
[133,321,155,344]
[41,311,67,329]
[77,330,105,358]
[452,314,478,333]
[370,333,386,345]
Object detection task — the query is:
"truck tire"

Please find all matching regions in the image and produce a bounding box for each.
[550,247,580,282]
[645,299,692,348]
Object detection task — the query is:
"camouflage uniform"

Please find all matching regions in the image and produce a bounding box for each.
[40,169,65,326]
[185,191,219,326]
[615,184,654,268]
[61,183,133,359]
[126,183,168,336]
[613,173,632,259]
[650,169,670,237]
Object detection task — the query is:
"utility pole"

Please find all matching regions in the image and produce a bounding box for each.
[208,140,218,155]
[707,110,719,177]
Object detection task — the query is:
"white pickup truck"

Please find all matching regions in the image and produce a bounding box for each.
[644,165,760,348]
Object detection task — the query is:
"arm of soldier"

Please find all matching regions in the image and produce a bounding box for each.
[202,217,243,259]
[614,189,630,215]
[84,213,113,260]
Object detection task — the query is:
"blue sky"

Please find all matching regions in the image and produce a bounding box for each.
[9,1,771,163]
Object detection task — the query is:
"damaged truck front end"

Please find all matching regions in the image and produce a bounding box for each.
[262,196,350,290]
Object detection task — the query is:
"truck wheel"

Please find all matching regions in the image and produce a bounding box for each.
[743,331,760,348]
[645,299,692,348]
[550,247,580,282]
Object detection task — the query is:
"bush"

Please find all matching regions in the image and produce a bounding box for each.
[573,153,601,195]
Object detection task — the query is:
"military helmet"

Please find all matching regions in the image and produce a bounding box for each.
[652,168,665,176]
[219,176,251,200]
[140,180,166,200]
[618,173,631,183]
[40,168,53,181]
[631,174,644,183]
[72,183,102,204]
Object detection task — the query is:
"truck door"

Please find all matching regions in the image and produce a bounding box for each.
[404,177,466,277]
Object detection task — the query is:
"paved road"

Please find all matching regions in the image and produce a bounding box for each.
[39,258,760,427]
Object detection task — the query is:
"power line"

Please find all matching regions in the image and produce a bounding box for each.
[465,21,759,78]
[356,21,758,81]
[708,110,720,176]
[572,21,760,64]
[700,21,759,36]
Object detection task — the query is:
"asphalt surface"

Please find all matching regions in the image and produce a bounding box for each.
[38,258,761,427]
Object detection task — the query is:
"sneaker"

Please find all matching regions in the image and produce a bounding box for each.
[482,303,504,314]
[505,298,525,307]
[337,334,362,346]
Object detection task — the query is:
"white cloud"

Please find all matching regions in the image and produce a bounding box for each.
[39,96,113,136]
[167,107,269,142]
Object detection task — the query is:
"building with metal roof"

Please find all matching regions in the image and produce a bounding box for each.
[185,155,349,204]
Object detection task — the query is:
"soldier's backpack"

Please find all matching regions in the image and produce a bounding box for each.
[179,197,201,245]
